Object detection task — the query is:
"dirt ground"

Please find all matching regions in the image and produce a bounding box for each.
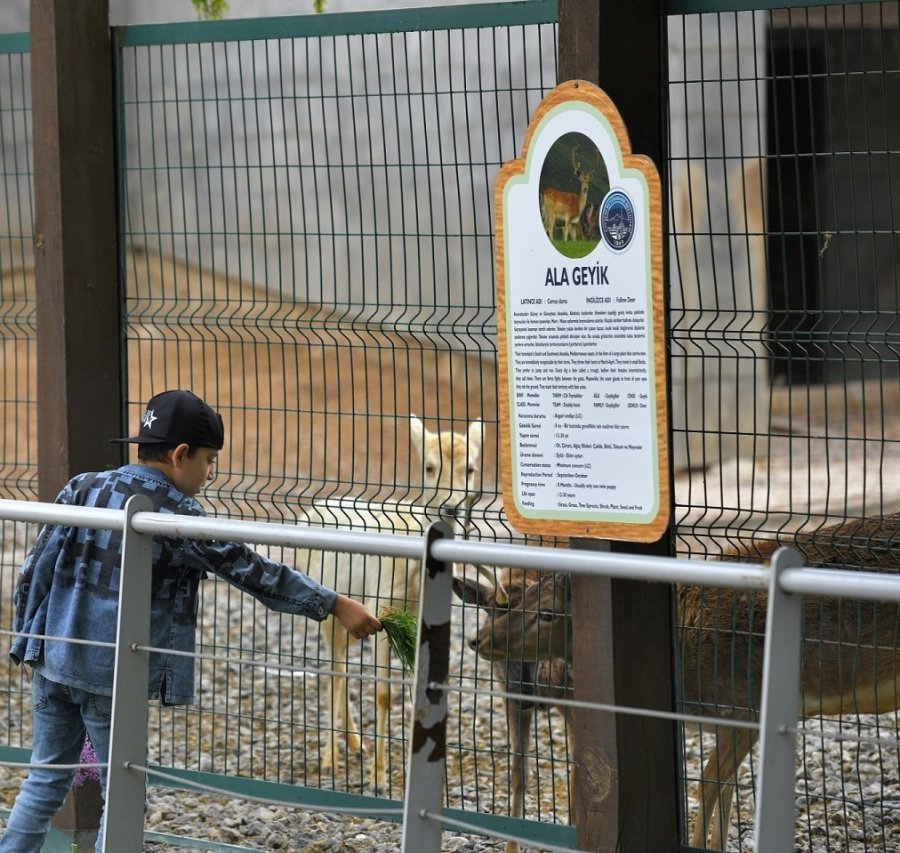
[1,248,500,515]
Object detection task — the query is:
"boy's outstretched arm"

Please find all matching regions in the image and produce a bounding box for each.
[331,594,382,640]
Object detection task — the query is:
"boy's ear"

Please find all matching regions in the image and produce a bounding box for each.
[170,443,191,466]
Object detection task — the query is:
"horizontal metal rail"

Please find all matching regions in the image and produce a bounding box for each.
[8,496,900,599]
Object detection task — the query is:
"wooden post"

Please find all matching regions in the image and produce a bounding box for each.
[32,0,122,838]
[559,1,680,850]
[30,0,123,502]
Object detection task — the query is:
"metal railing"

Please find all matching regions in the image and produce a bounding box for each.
[3,496,900,850]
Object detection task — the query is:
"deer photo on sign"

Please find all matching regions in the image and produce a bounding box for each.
[539,132,608,258]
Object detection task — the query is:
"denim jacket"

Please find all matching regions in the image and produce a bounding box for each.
[10,464,336,705]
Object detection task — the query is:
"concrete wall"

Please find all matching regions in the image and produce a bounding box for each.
[2,0,543,316]
[117,5,553,315]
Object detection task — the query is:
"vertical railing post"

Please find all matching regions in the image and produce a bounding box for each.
[754,546,805,851]
[401,520,453,853]
[102,494,154,851]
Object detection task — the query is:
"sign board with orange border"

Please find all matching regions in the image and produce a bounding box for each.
[495,80,669,541]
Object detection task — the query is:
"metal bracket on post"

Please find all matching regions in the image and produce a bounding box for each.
[401,520,454,853]
[102,494,154,852]
[754,545,805,852]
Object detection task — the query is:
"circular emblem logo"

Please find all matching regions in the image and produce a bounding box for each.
[600,190,635,251]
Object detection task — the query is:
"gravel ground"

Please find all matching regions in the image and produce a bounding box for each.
[132,565,570,851]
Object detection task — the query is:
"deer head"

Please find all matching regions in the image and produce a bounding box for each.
[453,570,572,662]
[410,415,483,527]
[571,144,601,189]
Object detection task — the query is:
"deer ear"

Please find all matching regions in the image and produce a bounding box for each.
[467,419,484,457]
[410,415,425,453]
[551,571,572,610]
[451,574,495,607]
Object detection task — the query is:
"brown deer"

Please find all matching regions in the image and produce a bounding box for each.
[461,513,900,850]
[453,569,572,853]
[542,145,600,242]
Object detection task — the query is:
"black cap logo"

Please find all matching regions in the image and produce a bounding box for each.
[112,390,224,450]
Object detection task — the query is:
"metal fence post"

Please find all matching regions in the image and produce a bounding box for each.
[754,546,805,852]
[401,520,453,853]
[102,494,154,852]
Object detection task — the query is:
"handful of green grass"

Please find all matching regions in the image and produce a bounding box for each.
[379,606,418,672]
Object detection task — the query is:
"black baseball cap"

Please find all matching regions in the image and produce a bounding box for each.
[111,390,225,449]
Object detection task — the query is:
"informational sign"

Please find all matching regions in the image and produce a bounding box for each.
[495,80,669,541]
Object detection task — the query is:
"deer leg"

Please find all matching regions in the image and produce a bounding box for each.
[501,660,536,853]
[318,619,338,775]
[543,212,553,238]
[708,725,756,850]
[319,621,361,777]
[371,633,392,791]
[691,725,758,850]
[691,742,724,849]
[709,782,736,851]
[692,741,728,849]
[339,638,363,755]
[506,698,532,853]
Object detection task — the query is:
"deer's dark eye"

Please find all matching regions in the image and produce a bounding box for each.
[538,611,556,622]
[425,465,435,475]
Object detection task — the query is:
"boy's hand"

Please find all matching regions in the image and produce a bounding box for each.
[332,594,382,640]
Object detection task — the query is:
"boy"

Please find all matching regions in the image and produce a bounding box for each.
[0,389,381,852]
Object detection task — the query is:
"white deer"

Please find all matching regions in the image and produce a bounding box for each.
[301,415,483,790]
[541,145,600,242]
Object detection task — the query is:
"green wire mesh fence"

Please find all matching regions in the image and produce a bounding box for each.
[669,3,900,850]
[2,1,900,850]
[0,36,34,773]
[0,37,34,505]
[115,1,571,839]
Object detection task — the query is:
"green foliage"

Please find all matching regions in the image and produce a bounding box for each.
[379,606,418,672]
[540,131,609,201]
[552,238,600,259]
[191,0,229,19]
[190,0,327,17]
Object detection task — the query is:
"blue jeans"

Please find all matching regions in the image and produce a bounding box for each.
[0,674,112,853]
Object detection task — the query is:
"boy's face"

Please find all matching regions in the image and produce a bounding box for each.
[170,445,219,497]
